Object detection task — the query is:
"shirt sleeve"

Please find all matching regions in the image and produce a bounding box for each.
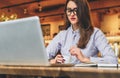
[90,29,118,64]
[46,31,64,59]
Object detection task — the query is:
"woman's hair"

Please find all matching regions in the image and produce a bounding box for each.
[64,0,94,49]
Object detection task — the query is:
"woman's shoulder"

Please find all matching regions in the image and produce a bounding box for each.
[92,27,105,38]
[58,27,71,35]
[93,27,103,34]
[55,30,67,39]
[58,30,67,35]
[94,27,101,32]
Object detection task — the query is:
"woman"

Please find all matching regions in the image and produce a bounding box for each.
[46,0,118,64]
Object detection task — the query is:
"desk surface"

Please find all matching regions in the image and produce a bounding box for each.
[0,65,120,78]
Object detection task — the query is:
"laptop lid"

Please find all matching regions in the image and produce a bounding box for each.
[0,16,49,66]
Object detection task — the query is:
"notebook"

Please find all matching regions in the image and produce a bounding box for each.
[75,63,118,67]
[97,64,117,67]
[0,16,50,66]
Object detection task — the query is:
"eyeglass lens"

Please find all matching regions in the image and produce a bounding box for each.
[66,8,77,16]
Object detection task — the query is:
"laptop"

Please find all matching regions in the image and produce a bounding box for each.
[0,16,50,66]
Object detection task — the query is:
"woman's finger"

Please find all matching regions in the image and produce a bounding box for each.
[56,57,65,63]
[56,54,63,58]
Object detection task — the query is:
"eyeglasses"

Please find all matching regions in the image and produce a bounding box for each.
[66,8,78,16]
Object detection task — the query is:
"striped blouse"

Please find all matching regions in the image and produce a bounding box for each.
[46,26,118,64]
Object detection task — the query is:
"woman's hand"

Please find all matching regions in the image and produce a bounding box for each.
[69,46,90,63]
[49,54,65,64]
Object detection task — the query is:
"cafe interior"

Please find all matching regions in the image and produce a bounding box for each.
[1,0,120,60]
[0,0,120,78]
[0,0,120,61]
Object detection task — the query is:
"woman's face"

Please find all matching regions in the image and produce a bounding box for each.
[66,1,78,25]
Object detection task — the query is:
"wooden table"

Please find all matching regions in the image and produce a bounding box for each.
[0,65,120,78]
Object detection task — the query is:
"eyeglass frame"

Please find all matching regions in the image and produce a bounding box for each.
[66,8,78,16]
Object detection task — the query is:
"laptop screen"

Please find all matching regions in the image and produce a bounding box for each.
[0,16,49,66]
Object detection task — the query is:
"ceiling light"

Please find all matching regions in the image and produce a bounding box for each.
[24,8,28,14]
[38,4,42,12]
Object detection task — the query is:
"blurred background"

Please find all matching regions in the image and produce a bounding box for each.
[0,0,120,62]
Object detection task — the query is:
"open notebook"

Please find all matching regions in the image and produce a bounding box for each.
[75,63,118,67]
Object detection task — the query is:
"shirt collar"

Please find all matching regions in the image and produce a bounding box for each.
[70,25,79,34]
